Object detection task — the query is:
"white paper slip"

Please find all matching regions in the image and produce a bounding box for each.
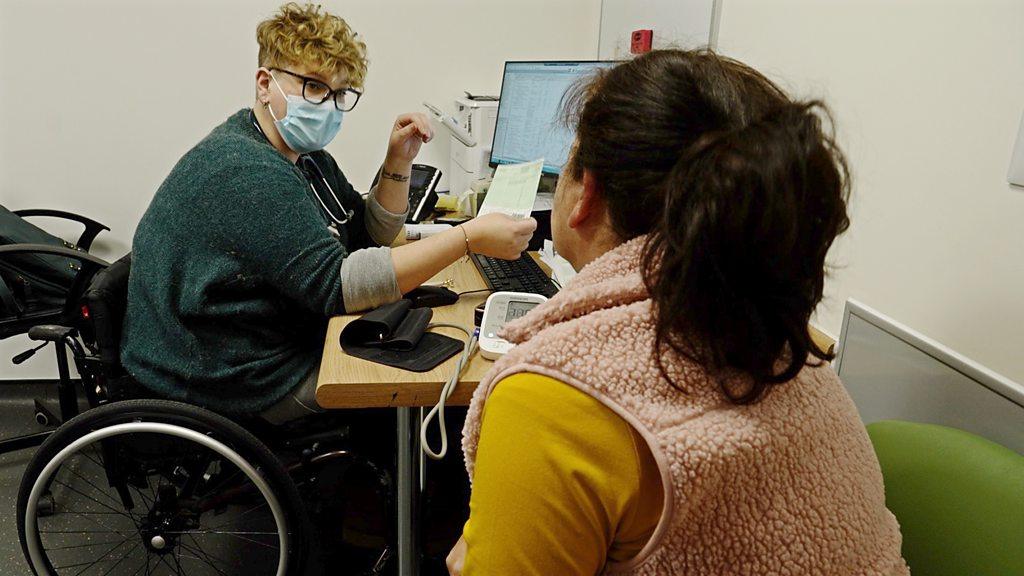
[477,159,544,219]
[533,192,554,212]
[405,223,452,241]
[541,239,577,288]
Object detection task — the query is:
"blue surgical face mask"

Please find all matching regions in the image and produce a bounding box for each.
[267,73,344,154]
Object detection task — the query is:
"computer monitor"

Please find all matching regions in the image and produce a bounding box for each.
[489,61,615,176]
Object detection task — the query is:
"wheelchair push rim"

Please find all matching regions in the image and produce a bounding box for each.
[23,421,290,576]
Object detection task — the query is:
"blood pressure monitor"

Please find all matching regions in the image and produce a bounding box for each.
[479,291,548,359]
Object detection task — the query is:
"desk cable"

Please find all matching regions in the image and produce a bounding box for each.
[420,323,479,460]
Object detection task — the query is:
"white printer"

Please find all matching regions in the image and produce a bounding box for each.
[449,97,499,197]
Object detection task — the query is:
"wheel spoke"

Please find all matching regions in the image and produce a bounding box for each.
[179,537,231,576]
[43,508,135,541]
[191,530,277,550]
[41,529,132,534]
[166,530,277,535]
[172,544,185,575]
[96,540,143,576]
[206,500,269,530]
[127,475,155,510]
[45,539,127,551]
[62,463,134,516]
[52,511,136,515]
[51,534,131,572]
[81,450,105,472]
[151,553,173,576]
[51,478,139,528]
[83,443,155,513]
[176,552,204,562]
[179,537,233,568]
[41,529,131,534]
[128,555,147,576]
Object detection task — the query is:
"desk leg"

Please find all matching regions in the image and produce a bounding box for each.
[396,407,419,576]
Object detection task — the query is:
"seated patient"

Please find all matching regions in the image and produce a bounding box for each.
[121,3,532,421]
[449,50,908,575]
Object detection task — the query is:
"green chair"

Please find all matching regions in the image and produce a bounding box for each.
[867,420,1024,576]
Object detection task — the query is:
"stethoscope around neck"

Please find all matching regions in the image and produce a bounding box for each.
[249,109,355,227]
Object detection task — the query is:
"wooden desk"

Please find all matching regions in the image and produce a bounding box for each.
[316,256,546,409]
[316,254,834,410]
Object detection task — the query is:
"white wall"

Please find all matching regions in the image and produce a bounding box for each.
[0,0,600,379]
[598,0,718,58]
[717,0,1024,383]
[7,0,1023,388]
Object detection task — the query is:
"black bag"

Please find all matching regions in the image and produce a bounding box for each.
[0,205,83,318]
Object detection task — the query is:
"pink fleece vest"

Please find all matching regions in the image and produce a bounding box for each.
[462,236,908,575]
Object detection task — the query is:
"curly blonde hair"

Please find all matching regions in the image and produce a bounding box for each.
[257,2,368,88]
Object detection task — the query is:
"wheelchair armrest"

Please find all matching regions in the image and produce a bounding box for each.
[0,244,109,318]
[28,324,76,342]
[13,209,111,251]
[0,243,109,269]
[0,274,20,315]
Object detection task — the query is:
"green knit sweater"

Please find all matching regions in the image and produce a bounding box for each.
[122,109,378,414]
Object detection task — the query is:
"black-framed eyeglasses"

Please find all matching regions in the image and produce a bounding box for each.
[270,67,362,112]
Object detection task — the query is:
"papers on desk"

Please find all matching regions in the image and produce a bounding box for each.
[405,223,452,241]
[477,159,544,219]
[533,192,554,212]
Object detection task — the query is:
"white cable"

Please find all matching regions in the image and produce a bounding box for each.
[420,323,478,460]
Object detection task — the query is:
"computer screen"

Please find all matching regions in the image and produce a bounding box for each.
[489,61,615,175]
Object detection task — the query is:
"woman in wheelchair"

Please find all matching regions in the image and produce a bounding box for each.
[121,2,534,423]
[17,264,396,576]
[16,3,511,575]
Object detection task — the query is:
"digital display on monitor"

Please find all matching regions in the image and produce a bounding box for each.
[490,61,615,175]
[505,300,539,322]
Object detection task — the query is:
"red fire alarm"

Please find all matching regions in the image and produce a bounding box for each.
[631,29,653,54]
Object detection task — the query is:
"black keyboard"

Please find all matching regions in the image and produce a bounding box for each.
[470,253,559,298]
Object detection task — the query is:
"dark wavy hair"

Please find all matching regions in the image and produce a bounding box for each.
[562,50,850,404]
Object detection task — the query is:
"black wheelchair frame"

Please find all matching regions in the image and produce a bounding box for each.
[0,243,108,455]
[0,208,110,341]
[0,244,396,575]
[1,207,109,452]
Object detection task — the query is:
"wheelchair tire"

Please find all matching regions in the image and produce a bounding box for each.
[17,399,311,576]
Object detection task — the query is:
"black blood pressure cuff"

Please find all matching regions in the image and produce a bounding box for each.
[340,299,463,372]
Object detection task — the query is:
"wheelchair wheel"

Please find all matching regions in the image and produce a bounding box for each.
[17,399,310,576]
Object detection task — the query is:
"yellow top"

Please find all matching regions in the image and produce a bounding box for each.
[462,373,663,575]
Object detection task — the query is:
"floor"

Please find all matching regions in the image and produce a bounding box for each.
[0,381,58,574]
[0,381,468,575]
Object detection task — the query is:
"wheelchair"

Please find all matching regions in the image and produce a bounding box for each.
[0,207,109,341]
[0,248,395,576]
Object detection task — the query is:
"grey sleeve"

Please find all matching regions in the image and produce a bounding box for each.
[364,186,409,246]
[340,246,402,312]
